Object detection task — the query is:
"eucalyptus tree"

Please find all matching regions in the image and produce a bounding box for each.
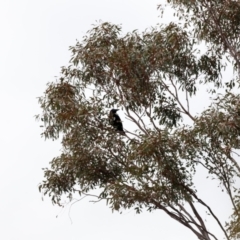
[37,1,240,240]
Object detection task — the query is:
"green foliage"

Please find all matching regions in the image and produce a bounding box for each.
[37,1,240,240]
[166,0,240,72]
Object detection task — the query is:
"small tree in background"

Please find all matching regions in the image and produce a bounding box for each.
[37,1,240,239]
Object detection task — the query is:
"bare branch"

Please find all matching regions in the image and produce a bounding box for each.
[125,108,148,135]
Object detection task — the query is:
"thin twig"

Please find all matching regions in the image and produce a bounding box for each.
[68,196,87,224]
[186,89,190,112]
[125,108,148,135]
[161,77,195,121]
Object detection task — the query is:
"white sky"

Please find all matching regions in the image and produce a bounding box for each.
[0,1,232,240]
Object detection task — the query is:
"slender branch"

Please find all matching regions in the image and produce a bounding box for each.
[125,108,148,135]
[231,150,240,158]
[220,166,238,214]
[185,186,230,240]
[228,155,240,176]
[161,76,195,121]
[186,88,190,112]
[169,204,194,223]
[152,199,207,240]
[189,201,212,240]
[132,110,149,133]
[173,203,219,240]
[144,105,161,133]
[124,129,141,138]
[178,204,200,227]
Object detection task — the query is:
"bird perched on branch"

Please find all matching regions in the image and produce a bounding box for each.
[109,109,125,135]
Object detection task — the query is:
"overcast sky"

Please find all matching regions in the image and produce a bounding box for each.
[0,1,232,240]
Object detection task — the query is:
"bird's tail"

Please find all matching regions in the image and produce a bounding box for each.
[118,130,126,136]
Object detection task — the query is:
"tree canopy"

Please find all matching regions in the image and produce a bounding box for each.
[37,1,240,240]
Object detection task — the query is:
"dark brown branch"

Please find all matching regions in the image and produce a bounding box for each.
[189,201,212,240]
[185,186,230,240]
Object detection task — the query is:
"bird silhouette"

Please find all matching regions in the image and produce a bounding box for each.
[109,109,125,134]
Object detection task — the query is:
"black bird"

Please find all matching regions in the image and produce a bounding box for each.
[109,109,125,134]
